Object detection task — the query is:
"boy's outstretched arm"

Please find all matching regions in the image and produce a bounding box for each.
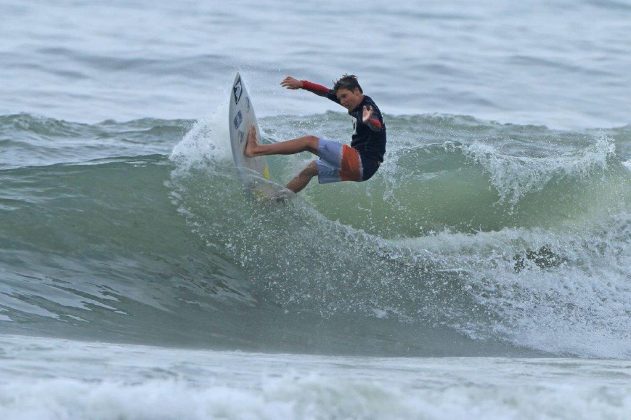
[281,76,337,102]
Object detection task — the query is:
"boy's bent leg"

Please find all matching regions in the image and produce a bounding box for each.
[244,126,318,157]
[286,161,318,193]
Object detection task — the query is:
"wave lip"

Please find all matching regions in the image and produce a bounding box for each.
[464,134,616,206]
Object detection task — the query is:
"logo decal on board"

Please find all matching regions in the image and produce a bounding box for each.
[246,97,251,112]
[233,77,243,104]
[233,110,242,129]
[238,130,245,144]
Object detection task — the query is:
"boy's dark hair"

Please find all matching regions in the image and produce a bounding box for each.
[333,74,363,94]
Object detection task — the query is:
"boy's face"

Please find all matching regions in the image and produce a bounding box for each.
[336,87,363,111]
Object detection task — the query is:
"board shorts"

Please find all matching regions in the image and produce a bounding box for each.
[316,138,363,184]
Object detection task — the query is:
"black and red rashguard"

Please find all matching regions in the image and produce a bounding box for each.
[301,80,386,181]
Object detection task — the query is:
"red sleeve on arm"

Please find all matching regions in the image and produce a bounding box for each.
[367,118,383,130]
[301,80,331,96]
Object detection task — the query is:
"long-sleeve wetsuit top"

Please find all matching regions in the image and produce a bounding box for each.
[301,80,386,181]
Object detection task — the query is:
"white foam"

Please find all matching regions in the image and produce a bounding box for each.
[169,103,232,171]
[392,213,631,359]
[1,335,630,420]
[6,376,620,420]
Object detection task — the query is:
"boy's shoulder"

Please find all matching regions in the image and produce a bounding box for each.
[362,95,380,108]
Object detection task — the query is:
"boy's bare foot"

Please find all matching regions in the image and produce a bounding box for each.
[244,126,258,157]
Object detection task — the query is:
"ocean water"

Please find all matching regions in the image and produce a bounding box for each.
[1,0,630,418]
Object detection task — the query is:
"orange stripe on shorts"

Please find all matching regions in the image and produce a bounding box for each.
[340,145,362,181]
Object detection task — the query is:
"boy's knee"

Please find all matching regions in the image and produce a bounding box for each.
[304,136,319,154]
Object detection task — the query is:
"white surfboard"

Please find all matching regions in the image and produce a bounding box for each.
[228,73,282,199]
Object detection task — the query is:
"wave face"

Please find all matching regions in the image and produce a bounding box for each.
[1,112,630,358]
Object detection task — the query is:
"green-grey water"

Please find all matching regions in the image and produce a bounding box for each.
[2,0,631,417]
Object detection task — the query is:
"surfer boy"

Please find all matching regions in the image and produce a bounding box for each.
[244,75,386,193]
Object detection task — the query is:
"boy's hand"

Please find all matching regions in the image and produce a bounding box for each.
[362,105,374,122]
[281,76,303,89]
